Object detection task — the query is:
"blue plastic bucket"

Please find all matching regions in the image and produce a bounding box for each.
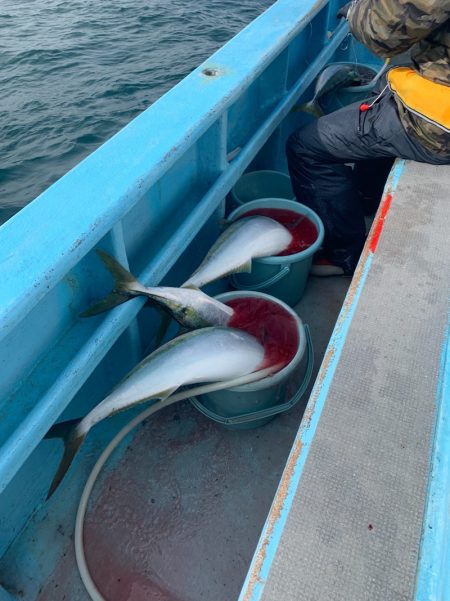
[191,291,313,430]
[318,62,379,115]
[228,198,324,306]
[230,170,295,207]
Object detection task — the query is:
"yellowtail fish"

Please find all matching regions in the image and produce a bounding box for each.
[292,63,376,117]
[46,326,270,497]
[182,216,292,289]
[81,250,234,328]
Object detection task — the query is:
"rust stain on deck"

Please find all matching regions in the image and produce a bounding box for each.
[243,323,341,600]
[242,437,303,601]
[303,344,336,426]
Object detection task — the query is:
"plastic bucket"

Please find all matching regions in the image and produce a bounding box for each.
[228,198,324,306]
[190,291,313,430]
[318,62,379,115]
[230,170,295,207]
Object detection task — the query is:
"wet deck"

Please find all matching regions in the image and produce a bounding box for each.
[0,277,349,601]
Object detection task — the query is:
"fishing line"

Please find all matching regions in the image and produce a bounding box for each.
[369,58,391,87]
[74,364,281,601]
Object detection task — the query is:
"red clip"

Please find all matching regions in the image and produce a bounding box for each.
[359,103,371,112]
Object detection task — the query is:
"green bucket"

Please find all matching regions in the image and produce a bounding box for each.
[228,198,324,307]
[230,170,295,207]
[190,291,313,430]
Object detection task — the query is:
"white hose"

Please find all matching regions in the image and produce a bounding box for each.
[74,365,280,600]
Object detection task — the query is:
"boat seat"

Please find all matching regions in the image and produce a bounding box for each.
[240,160,450,601]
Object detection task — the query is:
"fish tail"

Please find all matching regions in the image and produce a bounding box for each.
[45,419,87,499]
[291,101,323,118]
[96,249,138,288]
[80,291,131,317]
[80,250,141,317]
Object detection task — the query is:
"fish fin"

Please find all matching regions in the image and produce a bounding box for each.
[233,259,252,274]
[96,249,138,287]
[46,420,86,499]
[181,283,200,290]
[113,387,179,417]
[79,250,141,317]
[44,418,82,439]
[158,386,178,402]
[291,101,323,118]
[80,291,130,317]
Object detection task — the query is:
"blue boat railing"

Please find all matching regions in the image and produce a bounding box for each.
[0,0,356,501]
[0,0,386,569]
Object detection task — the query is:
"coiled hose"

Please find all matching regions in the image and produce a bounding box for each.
[74,365,280,600]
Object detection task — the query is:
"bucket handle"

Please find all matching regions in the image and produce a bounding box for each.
[230,265,291,291]
[190,324,314,426]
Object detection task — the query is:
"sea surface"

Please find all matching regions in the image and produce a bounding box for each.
[0,0,275,225]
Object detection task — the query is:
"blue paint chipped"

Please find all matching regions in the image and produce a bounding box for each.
[415,317,450,601]
[389,159,406,192]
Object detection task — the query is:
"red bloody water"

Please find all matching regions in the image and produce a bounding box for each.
[241,207,318,256]
[227,297,299,371]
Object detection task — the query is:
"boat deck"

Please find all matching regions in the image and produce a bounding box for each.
[0,162,448,601]
[240,160,450,601]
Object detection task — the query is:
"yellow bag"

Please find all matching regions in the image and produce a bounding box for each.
[388,67,450,133]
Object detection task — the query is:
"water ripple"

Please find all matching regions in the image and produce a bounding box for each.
[0,0,274,223]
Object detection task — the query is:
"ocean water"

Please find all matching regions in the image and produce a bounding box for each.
[0,0,275,225]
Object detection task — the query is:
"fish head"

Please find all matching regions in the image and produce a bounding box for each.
[146,287,188,315]
[145,287,212,329]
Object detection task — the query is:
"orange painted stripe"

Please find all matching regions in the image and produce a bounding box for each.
[369,193,393,253]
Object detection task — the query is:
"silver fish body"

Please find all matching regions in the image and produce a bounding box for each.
[81,250,233,328]
[143,286,234,328]
[183,216,292,289]
[293,63,376,117]
[81,327,264,433]
[47,327,265,496]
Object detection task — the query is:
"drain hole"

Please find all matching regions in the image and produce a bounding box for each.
[202,68,218,77]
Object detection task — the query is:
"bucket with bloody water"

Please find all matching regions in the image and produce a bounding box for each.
[228,198,324,306]
[190,291,313,430]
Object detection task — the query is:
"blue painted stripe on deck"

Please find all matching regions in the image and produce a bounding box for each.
[389,160,405,191]
[239,160,406,601]
[415,317,450,601]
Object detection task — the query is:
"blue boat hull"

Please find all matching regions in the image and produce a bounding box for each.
[0,0,448,599]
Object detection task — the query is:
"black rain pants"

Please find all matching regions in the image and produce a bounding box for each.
[286,91,450,274]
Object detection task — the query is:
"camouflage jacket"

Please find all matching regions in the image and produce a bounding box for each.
[348,0,450,155]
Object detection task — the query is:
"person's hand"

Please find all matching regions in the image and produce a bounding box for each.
[337,1,353,19]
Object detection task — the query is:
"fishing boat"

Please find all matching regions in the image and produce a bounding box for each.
[0,0,448,599]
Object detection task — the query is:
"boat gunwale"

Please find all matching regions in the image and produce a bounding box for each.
[0,7,350,494]
[0,0,331,344]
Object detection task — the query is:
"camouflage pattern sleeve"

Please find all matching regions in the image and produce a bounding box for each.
[347,0,450,58]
